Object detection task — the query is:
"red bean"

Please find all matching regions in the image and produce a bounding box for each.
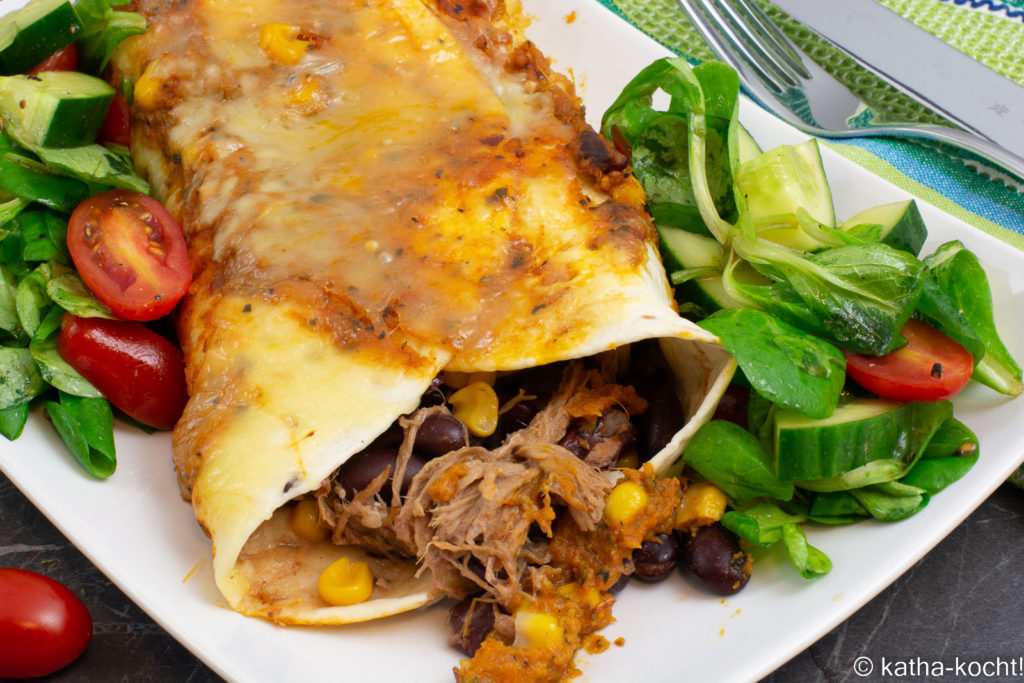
[679,524,751,595]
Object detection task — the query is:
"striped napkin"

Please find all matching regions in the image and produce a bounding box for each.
[596,0,1024,248]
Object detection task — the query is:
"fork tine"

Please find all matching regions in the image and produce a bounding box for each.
[679,0,1024,176]
[678,0,790,96]
[712,0,796,87]
[733,0,811,80]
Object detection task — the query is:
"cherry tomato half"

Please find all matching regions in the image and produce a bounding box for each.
[67,190,191,321]
[99,91,132,148]
[59,314,189,430]
[0,568,93,679]
[844,318,973,402]
[27,44,79,74]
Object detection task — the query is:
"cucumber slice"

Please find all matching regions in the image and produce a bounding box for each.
[0,0,82,75]
[659,224,722,273]
[650,202,712,238]
[0,71,114,148]
[840,199,927,256]
[659,225,734,312]
[772,398,907,481]
[733,139,836,228]
[735,122,761,165]
[658,224,768,313]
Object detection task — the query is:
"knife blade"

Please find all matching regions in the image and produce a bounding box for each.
[769,0,1024,161]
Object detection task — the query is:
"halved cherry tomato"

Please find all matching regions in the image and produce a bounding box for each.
[27,44,78,74]
[67,190,191,321]
[99,91,132,148]
[0,568,93,679]
[844,318,973,402]
[58,314,188,430]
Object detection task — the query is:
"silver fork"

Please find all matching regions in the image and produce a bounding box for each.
[676,0,1024,181]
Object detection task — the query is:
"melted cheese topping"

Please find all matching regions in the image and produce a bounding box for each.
[118,0,659,370]
[112,0,734,620]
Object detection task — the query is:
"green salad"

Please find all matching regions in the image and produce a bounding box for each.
[0,0,157,477]
[601,57,1022,577]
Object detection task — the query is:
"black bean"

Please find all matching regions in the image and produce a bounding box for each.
[639,383,686,461]
[335,447,425,504]
[679,523,751,595]
[608,572,630,594]
[559,414,638,470]
[632,532,679,582]
[414,413,469,460]
[558,418,590,458]
[448,596,496,656]
[497,398,539,437]
[466,555,508,583]
[711,383,750,427]
[420,376,451,407]
[493,362,564,400]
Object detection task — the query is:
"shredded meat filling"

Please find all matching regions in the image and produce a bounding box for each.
[316,362,640,609]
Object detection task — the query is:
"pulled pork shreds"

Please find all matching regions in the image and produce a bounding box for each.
[316,361,655,609]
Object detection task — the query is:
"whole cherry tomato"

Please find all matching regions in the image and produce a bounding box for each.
[67,190,191,321]
[99,91,132,148]
[0,568,93,679]
[27,44,78,74]
[844,318,974,402]
[58,314,189,430]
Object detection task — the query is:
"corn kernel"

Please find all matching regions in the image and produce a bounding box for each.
[676,481,728,529]
[448,381,498,437]
[512,611,564,649]
[615,447,640,469]
[556,581,602,609]
[258,23,310,65]
[604,480,649,525]
[443,370,498,390]
[318,556,374,606]
[290,73,323,106]
[289,498,328,543]
[133,60,163,110]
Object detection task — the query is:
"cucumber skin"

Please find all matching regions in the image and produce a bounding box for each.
[37,97,114,148]
[0,73,114,148]
[0,0,82,75]
[657,224,738,313]
[841,200,927,257]
[773,401,904,481]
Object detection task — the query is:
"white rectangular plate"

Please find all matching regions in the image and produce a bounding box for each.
[2,1,1023,681]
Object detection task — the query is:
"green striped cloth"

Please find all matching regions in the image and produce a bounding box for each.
[596,0,1024,247]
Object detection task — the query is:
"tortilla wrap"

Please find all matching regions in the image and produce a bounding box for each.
[112,0,735,624]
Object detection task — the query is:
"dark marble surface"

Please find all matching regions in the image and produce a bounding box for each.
[3,471,1024,682]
